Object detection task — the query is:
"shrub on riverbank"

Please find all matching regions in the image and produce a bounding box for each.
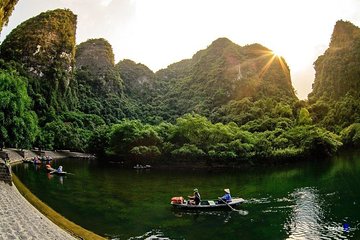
[341,123,360,146]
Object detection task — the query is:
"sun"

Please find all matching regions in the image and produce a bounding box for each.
[258,49,290,78]
[271,50,282,58]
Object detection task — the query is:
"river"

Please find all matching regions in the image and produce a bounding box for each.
[13,150,360,239]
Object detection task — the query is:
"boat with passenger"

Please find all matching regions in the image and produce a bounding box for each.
[171,196,244,210]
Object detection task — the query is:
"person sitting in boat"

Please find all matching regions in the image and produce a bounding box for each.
[219,188,232,203]
[57,165,63,173]
[188,188,201,205]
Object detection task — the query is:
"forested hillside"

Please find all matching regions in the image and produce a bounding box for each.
[119,38,297,123]
[0,9,78,113]
[0,8,358,164]
[0,0,18,32]
[308,20,360,139]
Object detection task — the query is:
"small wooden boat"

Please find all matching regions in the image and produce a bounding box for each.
[133,164,151,169]
[171,197,245,210]
[45,166,56,172]
[49,170,68,176]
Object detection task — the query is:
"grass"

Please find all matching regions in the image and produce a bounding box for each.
[12,174,106,240]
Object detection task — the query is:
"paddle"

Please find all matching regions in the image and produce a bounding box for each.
[218,197,248,215]
[49,170,75,175]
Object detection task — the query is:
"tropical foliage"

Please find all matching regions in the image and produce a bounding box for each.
[0,0,18,32]
[0,69,38,148]
[0,8,358,167]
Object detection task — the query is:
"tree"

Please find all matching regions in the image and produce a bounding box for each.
[0,69,38,148]
[0,0,19,32]
[298,108,312,125]
[109,119,162,155]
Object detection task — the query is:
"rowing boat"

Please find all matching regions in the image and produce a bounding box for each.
[50,170,68,176]
[171,197,244,210]
[46,166,56,172]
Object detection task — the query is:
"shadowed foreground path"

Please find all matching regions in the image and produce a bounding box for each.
[0,181,76,240]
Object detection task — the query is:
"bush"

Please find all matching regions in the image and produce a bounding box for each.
[341,123,360,146]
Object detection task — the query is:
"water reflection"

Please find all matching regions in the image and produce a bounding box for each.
[172,209,234,223]
[126,229,170,240]
[285,187,323,239]
[46,172,64,185]
[284,187,352,240]
[12,151,360,239]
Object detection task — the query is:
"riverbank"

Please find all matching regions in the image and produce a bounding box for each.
[0,148,95,164]
[0,148,104,240]
[0,180,77,239]
[12,175,106,240]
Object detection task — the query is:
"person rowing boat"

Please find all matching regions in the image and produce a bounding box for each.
[187,188,201,205]
[218,188,232,204]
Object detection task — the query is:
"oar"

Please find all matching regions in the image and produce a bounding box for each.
[218,197,248,215]
[49,170,75,175]
[218,197,238,211]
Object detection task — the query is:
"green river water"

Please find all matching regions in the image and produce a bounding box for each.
[13,150,360,239]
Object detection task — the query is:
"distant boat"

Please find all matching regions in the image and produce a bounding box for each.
[45,165,56,172]
[49,170,68,176]
[171,197,245,210]
[133,164,151,169]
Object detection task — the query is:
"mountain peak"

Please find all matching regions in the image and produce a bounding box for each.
[330,20,360,48]
[0,8,77,86]
[309,20,360,101]
[209,37,234,48]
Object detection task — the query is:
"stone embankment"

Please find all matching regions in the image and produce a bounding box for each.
[0,148,96,240]
[0,162,12,185]
[0,181,77,239]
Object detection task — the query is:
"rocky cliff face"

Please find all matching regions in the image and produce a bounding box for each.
[0,0,18,33]
[116,59,154,97]
[309,20,360,102]
[196,38,295,100]
[145,38,296,118]
[158,38,295,101]
[0,9,76,90]
[307,20,360,130]
[75,38,123,94]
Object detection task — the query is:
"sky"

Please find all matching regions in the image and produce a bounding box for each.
[1,0,360,99]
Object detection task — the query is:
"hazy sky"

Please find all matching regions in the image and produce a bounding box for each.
[1,0,360,99]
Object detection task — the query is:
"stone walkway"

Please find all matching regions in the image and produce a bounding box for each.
[0,181,77,240]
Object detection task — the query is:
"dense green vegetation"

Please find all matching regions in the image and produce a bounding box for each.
[94,114,341,164]
[0,9,358,166]
[0,0,18,32]
[0,9,78,113]
[0,67,38,149]
[308,20,360,132]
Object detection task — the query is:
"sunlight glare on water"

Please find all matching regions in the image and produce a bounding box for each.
[284,187,355,240]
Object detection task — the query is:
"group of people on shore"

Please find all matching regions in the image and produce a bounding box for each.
[187,188,232,205]
[33,155,53,164]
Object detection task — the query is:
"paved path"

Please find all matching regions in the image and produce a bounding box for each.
[0,181,77,240]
